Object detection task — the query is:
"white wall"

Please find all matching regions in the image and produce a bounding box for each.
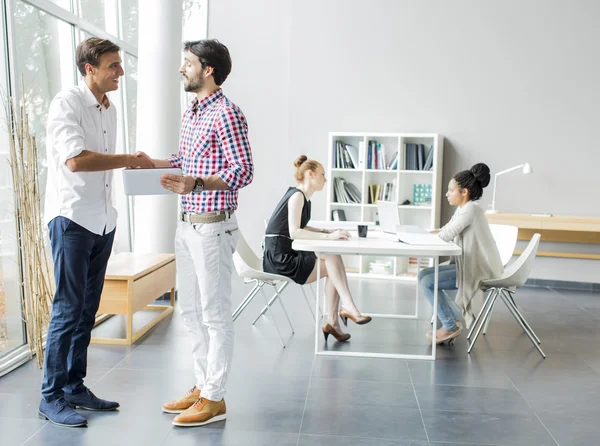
[209,0,600,283]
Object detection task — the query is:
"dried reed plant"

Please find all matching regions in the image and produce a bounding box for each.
[3,80,53,367]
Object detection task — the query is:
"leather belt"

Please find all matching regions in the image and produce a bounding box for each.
[180,210,234,224]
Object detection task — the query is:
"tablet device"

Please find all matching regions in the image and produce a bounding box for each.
[122,168,183,196]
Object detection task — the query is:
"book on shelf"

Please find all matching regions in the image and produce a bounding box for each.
[367,140,386,169]
[368,182,395,204]
[333,140,359,169]
[333,177,360,203]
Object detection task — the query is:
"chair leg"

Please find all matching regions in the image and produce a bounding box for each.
[300,286,316,321]
[252,282,289,324]
[504,290,541,344]
[468,290,499,354]
[257,285,286,348]
[468,289,496,340]
[482,297,499,336]
[232,282,261,322]
[500,291,545,358]
[273,283,295,334]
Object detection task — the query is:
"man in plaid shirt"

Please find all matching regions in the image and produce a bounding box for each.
[152,39,253,427]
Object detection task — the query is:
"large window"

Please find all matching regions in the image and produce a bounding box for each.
[13,1,75,212]
[1,0,140,373]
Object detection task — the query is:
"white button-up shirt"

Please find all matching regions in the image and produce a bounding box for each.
[44,82,118,235]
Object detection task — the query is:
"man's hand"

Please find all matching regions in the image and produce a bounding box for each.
[161,174,196,195]
[128,151,155,169]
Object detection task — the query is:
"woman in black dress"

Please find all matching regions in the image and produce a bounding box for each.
[263,156,371,342]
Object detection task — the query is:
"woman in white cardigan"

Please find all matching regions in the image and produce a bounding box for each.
[418,163,503,345]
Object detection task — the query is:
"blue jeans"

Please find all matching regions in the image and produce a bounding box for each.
[41,217,115,402]
[418,264,460,330]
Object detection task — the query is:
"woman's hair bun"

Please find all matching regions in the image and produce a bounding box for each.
[470,163,491,188]
[294,155,308,168]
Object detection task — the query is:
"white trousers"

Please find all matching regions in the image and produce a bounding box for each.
[175,214,239,401]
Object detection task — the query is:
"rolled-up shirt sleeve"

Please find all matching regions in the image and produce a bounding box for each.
[216,107,254,190]
[48,97,85,165]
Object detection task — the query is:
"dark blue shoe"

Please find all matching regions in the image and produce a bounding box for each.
[64,387,120,411]
[39,398,87,427]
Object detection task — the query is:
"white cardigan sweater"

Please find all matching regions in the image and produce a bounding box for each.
[438,201,503,327]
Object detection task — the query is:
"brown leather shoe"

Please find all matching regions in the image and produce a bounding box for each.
[162,386,200,414]
[172,397,226,427]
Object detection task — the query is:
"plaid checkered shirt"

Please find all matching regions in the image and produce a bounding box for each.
[169,89,254,213]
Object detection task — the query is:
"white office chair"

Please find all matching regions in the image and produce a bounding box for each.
[232,230,317,347]
[467,233,544,358]
[429,224,518,325]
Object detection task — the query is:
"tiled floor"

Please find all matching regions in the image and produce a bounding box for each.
[1,276,599,446]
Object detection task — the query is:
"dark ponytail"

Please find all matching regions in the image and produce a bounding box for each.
[453,163,491,201]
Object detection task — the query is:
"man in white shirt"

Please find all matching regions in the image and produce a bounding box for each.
[39,37,154,428]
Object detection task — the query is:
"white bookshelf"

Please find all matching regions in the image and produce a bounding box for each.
[326,132,444,281]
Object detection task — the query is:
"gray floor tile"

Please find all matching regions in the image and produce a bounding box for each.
[415,384,532,415]
[22,416,173,446]
[300,402,427,441]
[298,434,429,446]
[430,443,505,446]
[407,360,515,389]
[535,408,600,446]
[307,378,419,409]
[163,429,298,446]
[215,399,305,434]
[0,389,46,419]
[421,410,557,445]
[312,357,412,382]
[0,417,46,445]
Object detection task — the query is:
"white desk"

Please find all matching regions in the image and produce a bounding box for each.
[292,231,461,360]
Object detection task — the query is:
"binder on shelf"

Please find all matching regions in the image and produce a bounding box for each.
[332,209,347,221]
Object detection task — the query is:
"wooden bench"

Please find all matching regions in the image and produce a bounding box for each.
[92,252,176,345]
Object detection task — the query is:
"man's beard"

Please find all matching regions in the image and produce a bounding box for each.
[183,74,203,92]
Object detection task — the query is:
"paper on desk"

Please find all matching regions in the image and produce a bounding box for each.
[396,224,428,234]
[397,232,449,246]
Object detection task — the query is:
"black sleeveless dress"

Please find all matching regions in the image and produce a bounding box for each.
[263,187,317,284]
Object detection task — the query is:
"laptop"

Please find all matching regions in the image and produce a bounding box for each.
[377,200,430,237]
[376,201,401,234]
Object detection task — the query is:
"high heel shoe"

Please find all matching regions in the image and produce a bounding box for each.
[426,326,462,345]
[322,324,351,342]
[339,308,372,326]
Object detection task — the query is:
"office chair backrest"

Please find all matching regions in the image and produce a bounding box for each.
[233,230,262,277]
[489,224,519,266]
[496,233,541,288]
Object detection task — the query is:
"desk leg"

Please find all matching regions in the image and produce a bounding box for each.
[431,257,439,360]
[414,257,420,319]
[170,287,176,307]
[314,253,321,354]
